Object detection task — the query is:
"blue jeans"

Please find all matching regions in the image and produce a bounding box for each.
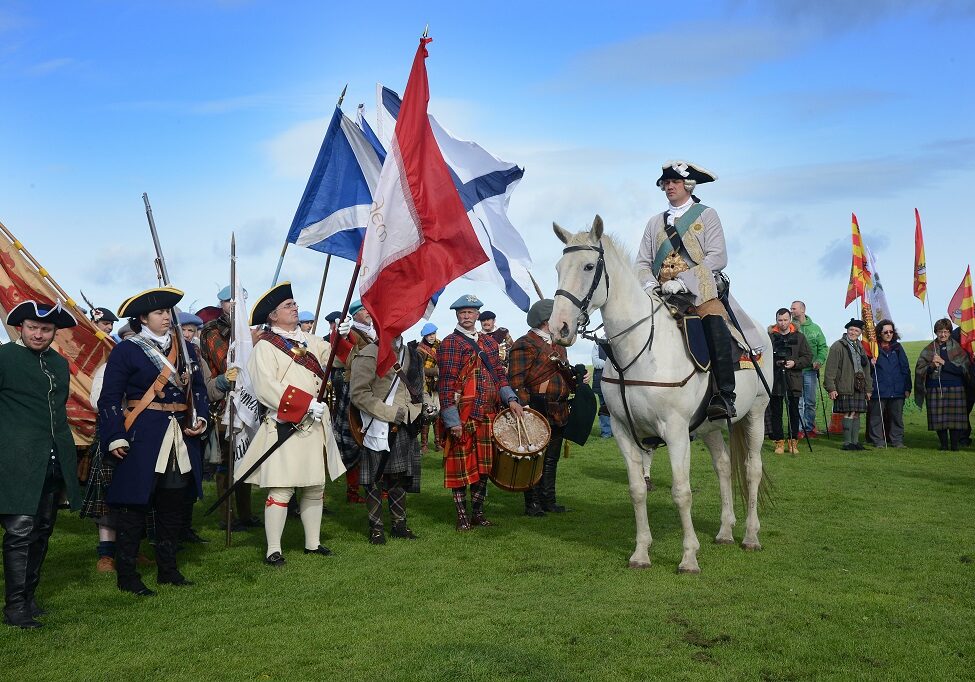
[798,371,818,432]
[598,414,613,437]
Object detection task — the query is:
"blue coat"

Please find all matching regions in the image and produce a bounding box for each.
[98,338,208,506]
[871,341,912,399]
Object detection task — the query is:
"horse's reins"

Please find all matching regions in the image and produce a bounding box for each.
[556,240,688,452]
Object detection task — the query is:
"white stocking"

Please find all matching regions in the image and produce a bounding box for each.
[298,484,324,550]
[264,487,293,557]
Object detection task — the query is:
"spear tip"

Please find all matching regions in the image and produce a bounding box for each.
[337,83,348,108]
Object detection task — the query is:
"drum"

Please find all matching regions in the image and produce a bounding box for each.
[489,407,551,492]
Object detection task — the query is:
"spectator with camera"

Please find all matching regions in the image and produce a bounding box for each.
[867,319,912,448]
[768,308,812,454]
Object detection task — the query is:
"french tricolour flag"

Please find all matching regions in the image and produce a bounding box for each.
[360,37,489,374]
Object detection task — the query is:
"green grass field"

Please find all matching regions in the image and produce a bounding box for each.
[2,342,973,680]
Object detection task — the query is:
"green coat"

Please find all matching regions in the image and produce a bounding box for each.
[795,315,828,369]
[0,342,81,515]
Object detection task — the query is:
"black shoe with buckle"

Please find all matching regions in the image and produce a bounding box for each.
[264,552,286,567]
[158,575,194,587]
[303,545,334,556]
[391,520,418,539]
[369,528,386,545]
[471,513,493,527]
[524,504,546,517]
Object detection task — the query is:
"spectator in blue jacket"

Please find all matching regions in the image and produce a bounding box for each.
[867,319,912,448]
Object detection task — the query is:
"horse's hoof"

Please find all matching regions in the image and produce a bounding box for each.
[677,565,701,575]
[741,541,762,552]
[714,537,735,545]
[628,560,651,569]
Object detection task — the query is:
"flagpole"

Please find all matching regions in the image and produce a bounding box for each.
[225,233,237,547]
[270,237,289,287]
[0,220,113,349]
[311,255,332,335]
[528,272,546,300]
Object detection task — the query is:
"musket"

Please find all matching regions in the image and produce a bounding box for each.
[142,192,198,426]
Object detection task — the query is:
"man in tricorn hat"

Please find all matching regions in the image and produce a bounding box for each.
[508,298,576,517]
[99,286,209,596]
[0,301,81,628]
[636,160,738,420]
[438,294,523,530]
[234,282,346,566]
[199,285,258,531]
[90,306,119,336]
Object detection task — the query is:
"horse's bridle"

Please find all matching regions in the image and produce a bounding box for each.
[555,241,610,334]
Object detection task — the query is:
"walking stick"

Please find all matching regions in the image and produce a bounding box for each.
[816,370,830,439]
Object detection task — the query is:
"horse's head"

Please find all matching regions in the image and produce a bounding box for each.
[551,214,609,347]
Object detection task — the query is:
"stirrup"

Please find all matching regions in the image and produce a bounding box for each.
[706,395,736,421]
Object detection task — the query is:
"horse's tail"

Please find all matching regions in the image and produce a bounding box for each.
[729,411,774,512]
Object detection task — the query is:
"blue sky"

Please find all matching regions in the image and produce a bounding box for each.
[1,1,974,360]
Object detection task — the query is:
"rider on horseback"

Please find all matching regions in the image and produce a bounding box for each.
[635,160,737,421]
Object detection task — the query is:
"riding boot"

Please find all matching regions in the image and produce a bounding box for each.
[153,487,187,585]
[2,515,41,628]
[23,481,60,614]
[937,429,949,451]
[114,507,152,594]
[540,455,567,513]
[949,429,961,452]
[702,315,737,421]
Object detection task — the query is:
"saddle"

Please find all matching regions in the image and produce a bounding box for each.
[660,291,755,372]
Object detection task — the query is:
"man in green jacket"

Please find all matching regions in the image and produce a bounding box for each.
[0,301,81,629]
[791,301,829,436]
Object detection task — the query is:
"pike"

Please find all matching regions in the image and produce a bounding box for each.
[142,192,198,426]
[224,233,238,546]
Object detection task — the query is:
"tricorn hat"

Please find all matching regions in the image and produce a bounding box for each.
[450,294,483,311]
[845,318,865,330]
[118,286,184,318]
[656,160,717,187]
[324,310,342,324]
[90,306,119,323]
[250,282,294,326]
[6,300,77,329]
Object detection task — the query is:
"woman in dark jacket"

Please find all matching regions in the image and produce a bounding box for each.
[867,319,912,448]
[914,318,971,451]
[98,287,208,596]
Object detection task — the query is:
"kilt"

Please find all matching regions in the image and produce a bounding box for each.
[443,416,493,488]
[360,427,421,493]
[925,385,970,431]
[332,370,364,467]
[832,393,867,414]
[80,445,114,524]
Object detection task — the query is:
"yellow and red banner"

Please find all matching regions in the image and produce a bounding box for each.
[913,208,927,303]
[948,266,975,358]
[845,213,872,308]
[0,223,112,446]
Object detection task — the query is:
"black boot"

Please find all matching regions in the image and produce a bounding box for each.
[2,515,42,629]
[523,487,545,517]
[155,487,190,586]
[949,429,961,452]
[937,429,949,451]
[540,454,567,513]
[23,482,59,621]
[702,315,737,421]
[114,507,154,596]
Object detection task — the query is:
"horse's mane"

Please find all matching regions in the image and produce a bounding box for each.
[563,227,635,269]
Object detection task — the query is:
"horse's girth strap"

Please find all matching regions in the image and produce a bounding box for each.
[601,369,696,389]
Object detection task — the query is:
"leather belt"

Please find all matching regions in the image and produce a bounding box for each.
[127,400,188,412]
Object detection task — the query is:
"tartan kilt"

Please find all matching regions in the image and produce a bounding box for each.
[359,427,421,493]
[443,416,494,488]
[832,393,868,414]
[332,370,364,467]
[925,385,970,431]
[80,445,114,522]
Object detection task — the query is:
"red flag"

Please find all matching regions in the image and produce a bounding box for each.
[0,225,111,446]
[845,213,872,307]
[913,208,927,303]
[949,267,975,357]
[359,37,489,374]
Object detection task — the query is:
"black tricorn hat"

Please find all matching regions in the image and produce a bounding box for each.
[6,300,77,329]
[656,160,717,187]
[478,310,496,322]
[845,318,865,330]
[118,286,184,318]
[250,282,294,326]
[324,310,342,324]
[90,306,119,323]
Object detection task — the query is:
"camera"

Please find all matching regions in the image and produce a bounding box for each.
[772,334,797,366]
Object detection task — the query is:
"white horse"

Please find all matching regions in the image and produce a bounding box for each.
[551,216,771,573]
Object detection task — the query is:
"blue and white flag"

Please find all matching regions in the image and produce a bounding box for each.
[374,85,534,312]
[286,106,383,262]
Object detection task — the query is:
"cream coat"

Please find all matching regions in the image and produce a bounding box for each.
[238,334,345,488]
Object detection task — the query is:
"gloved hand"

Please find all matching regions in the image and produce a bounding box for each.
[308,401,327,422]
[661,279,687,295]
[338,314,353,337]
[215,374,231,391]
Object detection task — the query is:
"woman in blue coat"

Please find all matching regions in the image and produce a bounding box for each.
[867,319,912,448]
[98,287,208,596]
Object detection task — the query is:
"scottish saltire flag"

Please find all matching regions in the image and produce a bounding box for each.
[360,37,489,375]
[376,84,534,312]
[285,106,382,262]
[356,104,386,164]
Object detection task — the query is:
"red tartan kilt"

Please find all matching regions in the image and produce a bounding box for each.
[443,417,494,488]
